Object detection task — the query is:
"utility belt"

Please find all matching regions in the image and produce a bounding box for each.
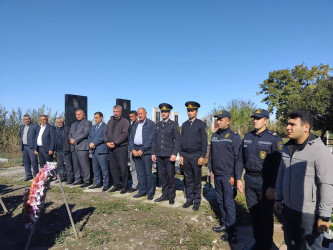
[246,170,262,177]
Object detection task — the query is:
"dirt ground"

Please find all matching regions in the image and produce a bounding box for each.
[0,165,286,250]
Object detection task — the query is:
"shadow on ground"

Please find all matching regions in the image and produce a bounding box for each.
[0,184,95,250]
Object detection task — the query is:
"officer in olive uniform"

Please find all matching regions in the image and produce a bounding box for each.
[240,109,283,250]
[151,103,180,205]
[180,101,208,211]
[209,110,243,241]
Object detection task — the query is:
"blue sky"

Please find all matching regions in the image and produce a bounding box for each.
[1,0,332,123]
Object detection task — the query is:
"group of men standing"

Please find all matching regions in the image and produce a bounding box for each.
[20,104,333,249]
[209,109,333,249]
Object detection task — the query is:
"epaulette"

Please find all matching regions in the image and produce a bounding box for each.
[268,130,278,136]
[231,130,238,135]
[182,120,189,125]
[169,120,175,124]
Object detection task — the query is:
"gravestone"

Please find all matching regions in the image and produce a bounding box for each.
[65,94,88,128]
[116,98,131,121]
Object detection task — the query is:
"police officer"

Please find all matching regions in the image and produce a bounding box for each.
[180,101,208,211]
[151,103,180,205]
[240,109,283,250]
[209,110,243,241]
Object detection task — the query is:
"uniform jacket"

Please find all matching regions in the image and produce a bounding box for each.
[37,123,56,153]
[55,126,71,153]
[104,116,130,147]
[88,122,108,154]
[275,134,333,218]
[19,122,39,151]
[180,118,207,158]
[151,120,180,157]
[129,118,155,155]
[69,119,92,151]
[209,127,243,180]
[240,129,282,187]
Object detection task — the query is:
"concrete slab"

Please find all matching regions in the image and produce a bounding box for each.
[0,158,9,163]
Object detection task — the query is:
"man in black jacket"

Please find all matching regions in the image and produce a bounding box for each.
[55,117,74,184]
[151,103,180,205]
[209,110,243,241]
[104,105,130,193]
[180,101,207,211]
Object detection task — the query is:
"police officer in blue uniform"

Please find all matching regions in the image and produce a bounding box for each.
[180,101,208,211]
[240,109,283,250]
[151,103,180,205]
[209,110,244,241]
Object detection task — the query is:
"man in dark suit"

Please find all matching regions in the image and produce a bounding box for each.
[69,109,92,187]
[88,112,110,191]
[55,117,74,184]
[104,105,130,193]
[180,101,208,211]
[19,114,39,181]
[151,103,180,205]
[129,107,156,200]
[35,115,56,168]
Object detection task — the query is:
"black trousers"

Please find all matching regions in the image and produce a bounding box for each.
[39,149,53,168]
[244,173,274,250]
[282,205,323,250]
[183,152,202,204]
[108,146,128,189]
[156,156,175,200]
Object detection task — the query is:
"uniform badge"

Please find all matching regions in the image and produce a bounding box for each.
[255,109,262,114]
[225,133,230,139]
[259,151,266,160]
[277,141,283,151]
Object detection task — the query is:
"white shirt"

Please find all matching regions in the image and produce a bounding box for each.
[134,120,145,145]
[37,124,46,146]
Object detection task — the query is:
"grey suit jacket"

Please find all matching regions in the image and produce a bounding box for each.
[69,119,92,151]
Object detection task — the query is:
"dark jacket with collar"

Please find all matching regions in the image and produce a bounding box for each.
[129,118,155,155]
[20,122,39,151]
[37,123,56,153]
[55,126,71,153]
[179,118,207,158]
[209,127,243,180]
[151,120,180,157]
[104,116,130,147]
[69,119,92,151]
[89,122,108,154]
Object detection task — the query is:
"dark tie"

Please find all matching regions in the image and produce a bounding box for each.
[75,121,80,131]
[162,122,166,127]
[96,124,100,131]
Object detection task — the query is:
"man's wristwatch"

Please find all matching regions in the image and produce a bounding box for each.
[319,216,331,222]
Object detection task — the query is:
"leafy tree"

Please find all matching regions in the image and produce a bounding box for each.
[258,64,333,135]
[209,99,257,137]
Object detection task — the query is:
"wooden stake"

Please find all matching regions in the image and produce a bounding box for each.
[0,195,8,214]
[56,174,78,239]
[25,224,36,250]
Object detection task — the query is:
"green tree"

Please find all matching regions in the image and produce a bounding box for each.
[258,64,333,135]
[209,99,257,137]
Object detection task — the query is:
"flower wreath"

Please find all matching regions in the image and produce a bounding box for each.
[22,162,56,229]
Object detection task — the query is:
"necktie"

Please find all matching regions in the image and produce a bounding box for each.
[162,122,166,127]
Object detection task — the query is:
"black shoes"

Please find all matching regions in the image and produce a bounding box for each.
[88,184,102,189]
[221,232,236,242]
[133,193,147,198]
[182,202,193,208]
[23,176,33,181]
[109,186,121,192]
[80,182,91,188]
[120,188,128,194]
[102,186,110,192]
[71,180,83,186]
[192,203,200,211]
[212,225,226,233]
[128,188,138,193]
[147,195,154,200]
[169,200,175,205]
[154,196,168,202]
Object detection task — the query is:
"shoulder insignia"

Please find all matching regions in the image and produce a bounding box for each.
[277,141,283,151]
[268,130,278,136]
[231,130,237,134]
